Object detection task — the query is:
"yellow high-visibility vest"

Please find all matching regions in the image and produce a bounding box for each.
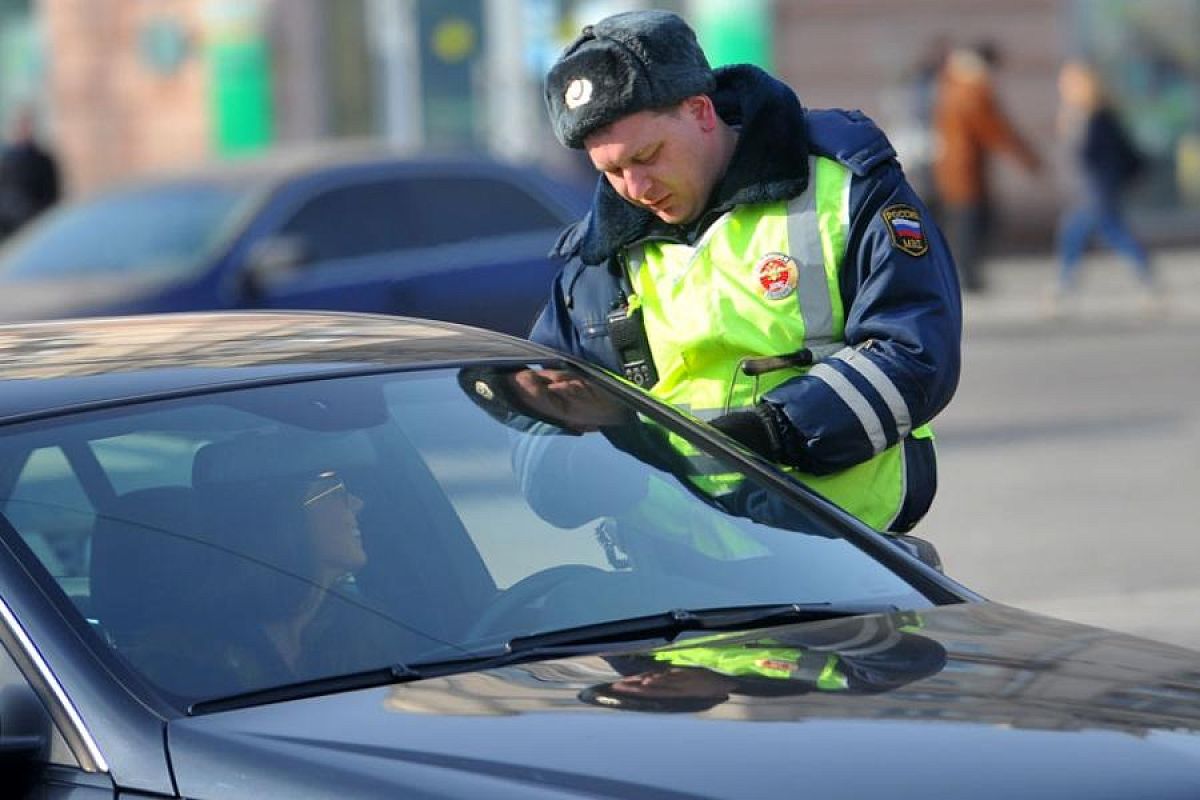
[626,156,932,531]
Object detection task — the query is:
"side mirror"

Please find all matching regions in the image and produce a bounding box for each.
[241,234,312,297]
[888,533,944,572]
[0,685,50,792]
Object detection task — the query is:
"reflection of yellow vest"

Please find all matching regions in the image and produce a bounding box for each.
[626,156,931,531]
[654,644,848,689]
[650,612,926,688]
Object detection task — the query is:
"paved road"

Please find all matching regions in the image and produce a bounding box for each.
[918,247,1200,650]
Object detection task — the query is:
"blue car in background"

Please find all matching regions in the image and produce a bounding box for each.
[0,145,590,336]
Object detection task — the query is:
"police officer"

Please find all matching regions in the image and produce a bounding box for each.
[533,10,962,534]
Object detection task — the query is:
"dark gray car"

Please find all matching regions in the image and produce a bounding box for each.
[1,311,1198,798]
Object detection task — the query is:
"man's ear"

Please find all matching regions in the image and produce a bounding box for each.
[683,95,717,131]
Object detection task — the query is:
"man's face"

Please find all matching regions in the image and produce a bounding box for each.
[584,98,720,226]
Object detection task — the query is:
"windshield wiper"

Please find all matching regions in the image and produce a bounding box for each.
[501,602,897,653]
[390,603,895,686]
[190,663,426,715]
[189,602,895,714]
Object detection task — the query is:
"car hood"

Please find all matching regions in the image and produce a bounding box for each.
[0,276,173,321]
[167,603,1200,799]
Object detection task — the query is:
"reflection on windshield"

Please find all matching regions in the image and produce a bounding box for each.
[578,612,945,714]
[0,181,253,280]
[380,602,1200,737]
[0,363,928,710]
[459,364,862,555]
[381,611,947,717]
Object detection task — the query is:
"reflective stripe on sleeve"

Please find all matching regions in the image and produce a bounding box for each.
[831,346,913,438]
[807,362,888,454]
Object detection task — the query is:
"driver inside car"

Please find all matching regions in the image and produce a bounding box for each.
[187,440,421,695]
[196,468,375,685]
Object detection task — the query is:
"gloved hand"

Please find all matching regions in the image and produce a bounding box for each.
[708,403,789,463]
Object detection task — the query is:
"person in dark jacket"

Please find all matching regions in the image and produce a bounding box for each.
[532,10,961,534]
[0,106,60,239]
[1048,60,1159,316]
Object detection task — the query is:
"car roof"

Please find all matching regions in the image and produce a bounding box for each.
[0,311,552,424]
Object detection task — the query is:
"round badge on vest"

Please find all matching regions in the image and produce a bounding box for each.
[752,253,799,300]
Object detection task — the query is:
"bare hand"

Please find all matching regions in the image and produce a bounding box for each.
[510,369,631,431]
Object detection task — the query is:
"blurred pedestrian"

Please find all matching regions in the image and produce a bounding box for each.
[1047,60,1158,317]
[906,34,952,217]
[933,40,1041,293]
[0,105,60,240]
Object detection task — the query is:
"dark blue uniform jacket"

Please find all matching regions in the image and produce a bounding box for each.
[530,65,962,531]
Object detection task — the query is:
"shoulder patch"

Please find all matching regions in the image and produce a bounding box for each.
[881,204,928,257]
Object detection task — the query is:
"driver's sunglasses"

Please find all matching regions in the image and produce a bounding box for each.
[303,471,351,510]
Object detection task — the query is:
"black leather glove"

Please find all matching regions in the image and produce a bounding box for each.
[709,403,789,463]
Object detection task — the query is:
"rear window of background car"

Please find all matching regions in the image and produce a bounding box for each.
[279,175,565,263]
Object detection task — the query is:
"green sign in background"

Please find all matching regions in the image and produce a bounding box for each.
[207,7,273,156]
[689,0,772,70]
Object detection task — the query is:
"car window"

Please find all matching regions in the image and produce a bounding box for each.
[0,366,929,711]
[2,433,225,618]
[0,182,256,280]
[279,175,564,263]
[380,372,611,586]
[90,431,208,494]
[4,447,94,589]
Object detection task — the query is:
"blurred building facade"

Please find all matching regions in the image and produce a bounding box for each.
[2,0,1198,248]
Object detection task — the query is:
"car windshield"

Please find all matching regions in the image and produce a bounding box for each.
[0,181,255,280]
[0,363,930,711]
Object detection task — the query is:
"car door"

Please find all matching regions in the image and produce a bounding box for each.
[242,165,576,336]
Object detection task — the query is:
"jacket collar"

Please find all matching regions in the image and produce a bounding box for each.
[567,65,811,266]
